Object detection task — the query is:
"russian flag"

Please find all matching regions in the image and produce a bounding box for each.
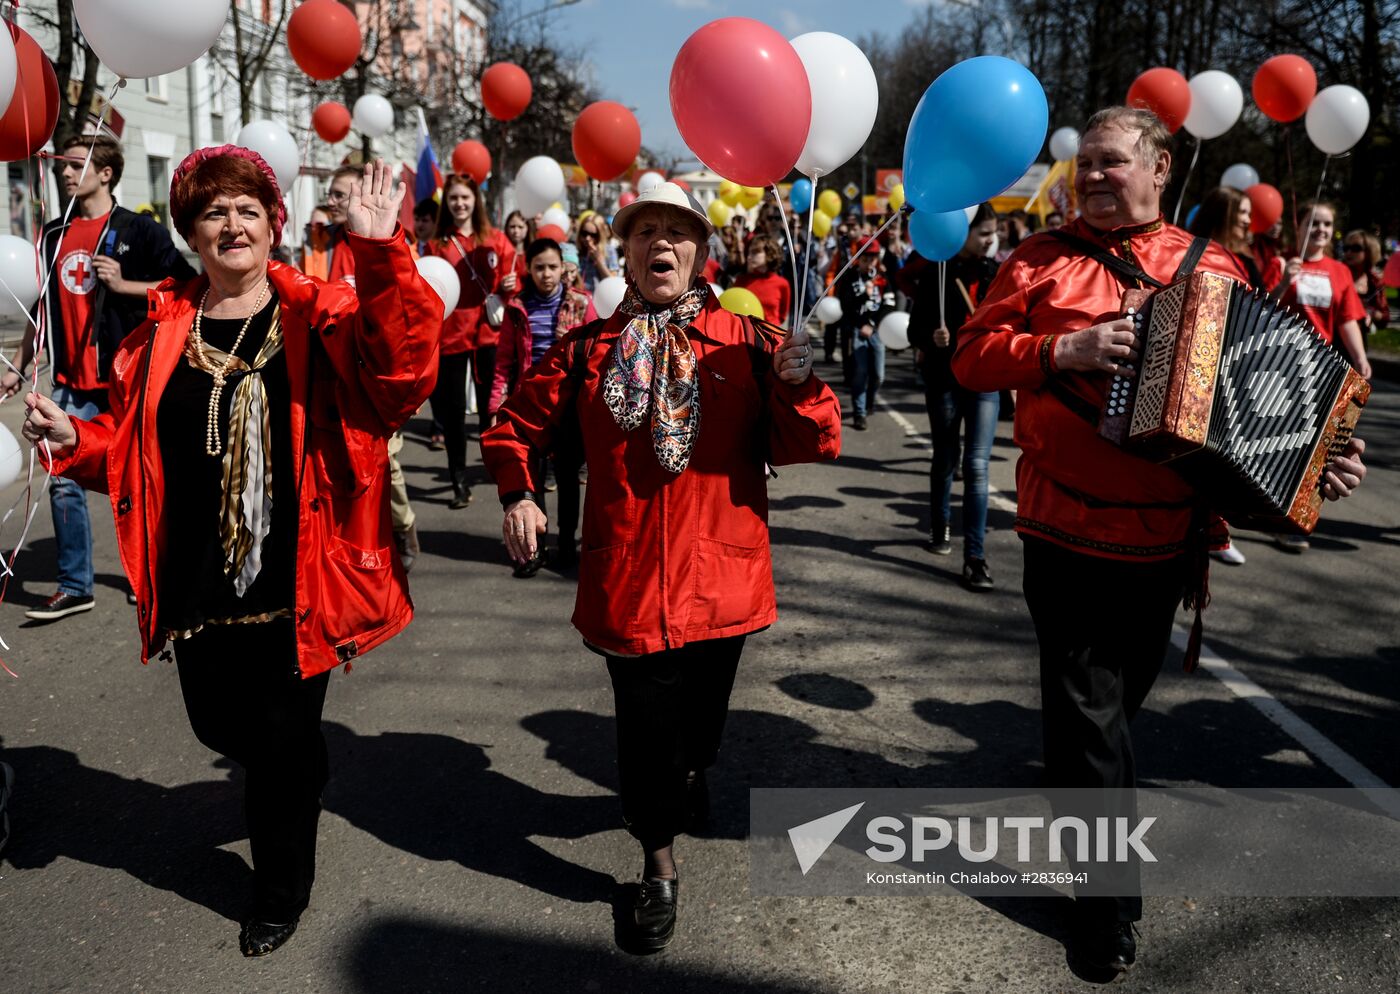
[414,109,444,205]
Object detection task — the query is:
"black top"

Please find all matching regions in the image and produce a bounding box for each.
[156,295,296,633]
[908,253,1001,392]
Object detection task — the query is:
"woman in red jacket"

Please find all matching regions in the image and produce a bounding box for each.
[483,184,841,952]
[733,233,792,326]
[22,150,440,958]
[428,174,518,507]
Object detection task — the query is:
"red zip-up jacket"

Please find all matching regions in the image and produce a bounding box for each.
[427,228,516,353]
[46,232,442,676]
[489,286,597,414]
[482,299,842,656]
[953,217,1245,560]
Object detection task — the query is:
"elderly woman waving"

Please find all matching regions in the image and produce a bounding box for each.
[483,183,841,951]
[22,149,441,957]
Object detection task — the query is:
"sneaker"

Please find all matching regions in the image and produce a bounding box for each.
[1210,542,1247,566]
[1274,533,1309,554]
[962,558,994,591]
[928,522,952,556]
[853,413,868,431]
[393,523,421,573]
[25,591,95,621]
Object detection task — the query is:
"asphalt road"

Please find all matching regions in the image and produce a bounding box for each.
[0,352,1395,994]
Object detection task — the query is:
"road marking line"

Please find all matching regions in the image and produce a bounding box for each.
[878,396,1396,802]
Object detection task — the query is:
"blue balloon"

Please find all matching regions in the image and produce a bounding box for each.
[908,208,969,261]
[789,177,813,214]
[902,56,1049,214]
[1186,204,1200,228]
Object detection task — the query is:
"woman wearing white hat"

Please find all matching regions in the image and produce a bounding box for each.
[483,182,842,951]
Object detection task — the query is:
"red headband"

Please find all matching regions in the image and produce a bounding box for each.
[170,144,287,247]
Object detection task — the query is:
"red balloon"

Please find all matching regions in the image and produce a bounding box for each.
[1383,252,1400,289]
[669,17,811,187]
[1245,183,1283,235]
[1127,67,1191,133]
[572,101,641,182]
[287,0,361,81]
[670,179,691,193]
[1252,55,1317,124]
[536,224,567,243]
[0,26,60,162]
[482,63,532,122]
[451,141,492,184]
[312,102,352,143]
[618,191,637,208]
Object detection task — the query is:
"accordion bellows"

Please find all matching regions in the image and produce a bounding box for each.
[1101,271,1369,534]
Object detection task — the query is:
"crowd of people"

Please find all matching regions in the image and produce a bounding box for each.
[0,102,1381,978]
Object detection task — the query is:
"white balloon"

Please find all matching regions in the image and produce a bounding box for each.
[877,311,910,350]
[415,256,460,318]
[593,276,627,319]
[814,296,843,325]
[73,0,228,79]
[636,171,665,195]
[0,27,16,123]
[235,120,300,192]
[1306,84,1371,156]
[0,234,39,317]
[541,206,571,233]
[708,282,724,299]
[515,156,567,217]
[1183,70,1243,140]
[0,422,21,489]
[963,205,979,223]
[352,94,395,138]
[1220,163,1260,192]
[1048,127,1079,162]
[790,32,879,178]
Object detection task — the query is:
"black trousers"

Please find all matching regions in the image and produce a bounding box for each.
[175,619,330,922]
[553,447,583,551]
[430,350,472,479]
[606,636,745,847]
[1021,536,1186,923]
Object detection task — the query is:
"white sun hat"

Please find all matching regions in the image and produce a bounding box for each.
[613,181,715,239]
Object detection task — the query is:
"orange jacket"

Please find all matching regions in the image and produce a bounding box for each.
[953,217,1245,560]
[482,300,842,655]
[46,232,442,676]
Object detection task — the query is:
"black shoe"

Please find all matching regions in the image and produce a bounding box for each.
[928,522,952,556]
[853,413,868,431]
[512,549,545,578]
[393,523,421,573]
[554,541,578,571]
[630,876,678,951]
[962,558,994,591]
[24,591,94,621]
[1071,921,1136,977]
[239,917,299,957]
[449,470,472,510]
[685,770,710,833]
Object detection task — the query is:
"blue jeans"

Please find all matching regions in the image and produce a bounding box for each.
[848,330,885,417]
[928,387,999,561]
[50,384,103,596]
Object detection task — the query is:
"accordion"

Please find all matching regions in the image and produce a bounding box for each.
[1101,271,1369,533]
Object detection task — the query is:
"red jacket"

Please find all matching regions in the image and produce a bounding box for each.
[489,286,597,413]
[953,217,1245,561]
[428,228,516,353]
[482,299,842,655]
[47,232,442,676]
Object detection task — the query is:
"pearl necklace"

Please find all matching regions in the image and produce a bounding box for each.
[186,280,271,456]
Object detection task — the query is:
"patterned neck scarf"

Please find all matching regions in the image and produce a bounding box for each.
[603,281,710,473]
[183,306,284,597]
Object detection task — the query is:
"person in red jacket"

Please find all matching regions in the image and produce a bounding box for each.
[482,183,841,952]
[1277,199,1370,379]
[952,107,1367,977]
[22,151,441,959]
[427,173,518,507]
[489,236,597,574]
[733,233,792,326]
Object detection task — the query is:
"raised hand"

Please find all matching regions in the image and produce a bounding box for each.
[345,159,407,240]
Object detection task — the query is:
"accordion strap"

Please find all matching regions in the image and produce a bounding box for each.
[1048,230,1212,289]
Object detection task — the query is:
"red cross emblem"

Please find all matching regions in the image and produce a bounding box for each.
[59,250,97,294]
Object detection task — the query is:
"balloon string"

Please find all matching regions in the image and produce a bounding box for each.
[818,211,902,311]
[1298,155,1331,260]
[1172,136,1202,225]
[770,182,801,330]
[937,260,946,330]
[1284,124,1300,240]
[798,199,816,331]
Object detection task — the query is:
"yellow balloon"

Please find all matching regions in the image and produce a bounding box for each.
[707,198,732,227]
[577,209,597,223]
[818,189,842,217]
[719,286,765,320]
[739,185,764,209]
[719,180,742,207]
[811,210,832,238]
[888,184,905,211]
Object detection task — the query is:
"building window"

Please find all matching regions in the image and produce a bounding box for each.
[147,156,170,227]
[144,75,168,102]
